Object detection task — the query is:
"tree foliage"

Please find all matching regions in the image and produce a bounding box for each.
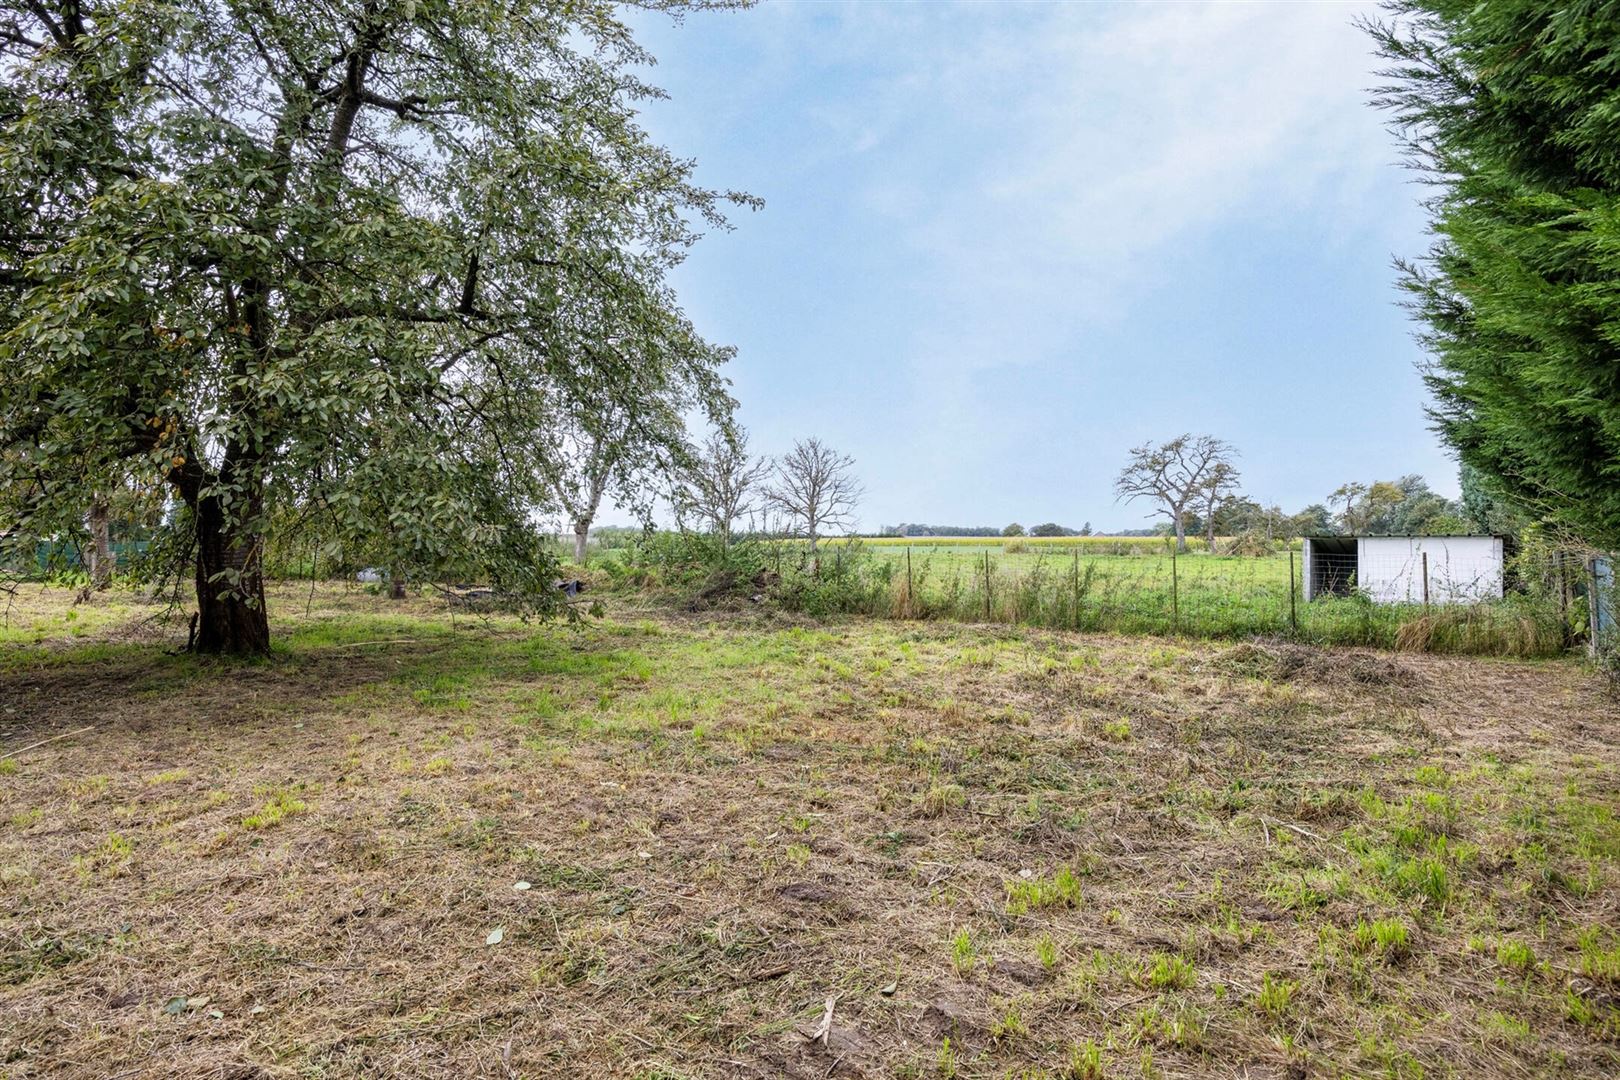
[1328,475,1467,535]
[1366,1,1620,547]
[0,0,748,651]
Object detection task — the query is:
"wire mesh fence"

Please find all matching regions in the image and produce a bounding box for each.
[871,545,1591,657]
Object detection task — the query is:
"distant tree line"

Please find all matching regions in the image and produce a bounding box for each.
[879,521,1094,539]
[881,524,1005,538]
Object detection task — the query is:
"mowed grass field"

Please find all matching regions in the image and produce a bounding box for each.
[2,584,1620,1079]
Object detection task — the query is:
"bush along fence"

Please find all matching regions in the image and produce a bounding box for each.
[609,534,1591,659]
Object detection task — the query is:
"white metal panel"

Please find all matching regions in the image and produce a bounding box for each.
[1356,536,1503,604]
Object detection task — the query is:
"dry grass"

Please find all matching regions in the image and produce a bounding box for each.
[1,583,1619,1079]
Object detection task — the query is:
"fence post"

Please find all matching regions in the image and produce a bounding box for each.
[1171,550,1179,635]
[1559,553,1572,645]
[1588,556,1607,657]
[1072,549,1080,631]
[1289,548,1298,634]
[983,551,992,621]
[1421,551,1430,612]
[906,546,913,618]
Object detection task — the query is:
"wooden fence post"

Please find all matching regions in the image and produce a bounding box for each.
[1072,549,1080,631]
[1171,550,1179,635]
[983,551,992,621]
[1289,548,1298,634]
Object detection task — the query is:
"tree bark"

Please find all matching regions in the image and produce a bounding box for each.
[190,488,270,655]
[1173,513,1188,553]
[573,521,589,564]
[87,498,113,590]
[390,574,406,600]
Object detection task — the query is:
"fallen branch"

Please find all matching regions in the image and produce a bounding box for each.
[330,639,420,649]
[1260,814,1324,842]
[1,725,96,762]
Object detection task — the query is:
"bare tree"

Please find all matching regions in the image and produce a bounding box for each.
[1200,458,1242,552]
[672,428,771,549]
[1114,434,1237,553]
[766,438,862,568]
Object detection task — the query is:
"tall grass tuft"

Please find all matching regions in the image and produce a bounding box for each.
[1393,597,1565,657]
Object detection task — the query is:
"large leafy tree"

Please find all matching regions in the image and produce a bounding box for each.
[0,0,748,652]
[1367,2,1620,547]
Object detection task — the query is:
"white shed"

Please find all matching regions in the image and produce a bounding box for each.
[1302,535,1504,604]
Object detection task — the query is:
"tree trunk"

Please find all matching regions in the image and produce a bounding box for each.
[191,489,270,655]
[87,497,113,590]
[390,573,406,600]
[1206,509,1218,553]
[573,521,589,564]
[1173,513,1187,554]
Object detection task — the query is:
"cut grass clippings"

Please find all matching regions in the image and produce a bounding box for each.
[0,582,1617,1078]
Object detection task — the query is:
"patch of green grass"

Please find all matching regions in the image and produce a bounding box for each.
[1006,866,1083,915]
[1064,1039,1103,1080]
[1478,1009,1532,1044]
[989,998,1028,1042]
[66,774,110,799]
[1577,927,1620,985]
[1351,917,1409,959]
[951,928,978,976]
[1495,939,1536,974]
[72,832,133,879]
[1132,999,1208,1051]
[243,787,308,830]
[1256,972,1297,1020]
[1142,952,1195,990]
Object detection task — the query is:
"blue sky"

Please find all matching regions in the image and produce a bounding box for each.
[620,0,1453,533]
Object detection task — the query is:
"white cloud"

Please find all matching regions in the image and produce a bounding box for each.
[623,1,1435,528]
[850,3,1393,339]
